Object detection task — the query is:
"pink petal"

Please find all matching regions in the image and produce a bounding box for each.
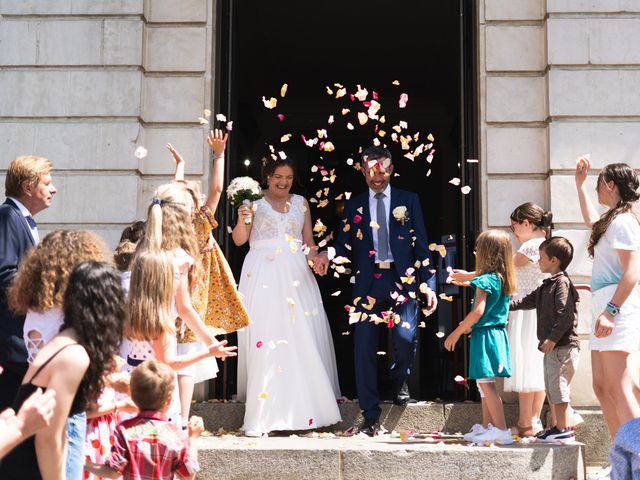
[374,273,382,279]
[278,114,285,122]
[256,341,263,348]
[372,91,379,100]
[353,214,362,224]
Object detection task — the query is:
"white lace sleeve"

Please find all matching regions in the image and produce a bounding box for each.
[518,238,543,262]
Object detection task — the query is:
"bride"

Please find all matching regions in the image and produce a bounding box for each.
[233,158,341,436]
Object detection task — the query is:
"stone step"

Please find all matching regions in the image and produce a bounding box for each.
[195,435,586,480]
[191,402,609,465]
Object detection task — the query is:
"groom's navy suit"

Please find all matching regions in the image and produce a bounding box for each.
[334,186,436,421]
[0,198,36,410]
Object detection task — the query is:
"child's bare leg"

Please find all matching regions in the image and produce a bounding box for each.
[532,391,546,423]
[178,374,196,425]
[479,382,507,429]
[517,392,533,427]
[553,402,569,430]
[481,398,493,427]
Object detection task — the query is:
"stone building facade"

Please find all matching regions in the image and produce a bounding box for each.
[1,0,639,405]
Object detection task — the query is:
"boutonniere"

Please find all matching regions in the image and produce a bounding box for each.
[392,206,409,225]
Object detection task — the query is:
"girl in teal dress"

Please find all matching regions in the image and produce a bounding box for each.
[445,230,516,444]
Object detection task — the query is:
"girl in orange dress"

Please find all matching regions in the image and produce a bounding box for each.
[167,129,251,418]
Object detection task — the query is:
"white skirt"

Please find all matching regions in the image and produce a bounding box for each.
[503,308,545,392]
[176,342,219,383]
[590,284,640,353]
[236,240,341,433]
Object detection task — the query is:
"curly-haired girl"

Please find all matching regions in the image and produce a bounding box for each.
[575,158,640,471]
[0,261,126,480]
[9,229,107,363]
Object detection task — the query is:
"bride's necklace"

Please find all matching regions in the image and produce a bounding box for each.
[265,191,290,213]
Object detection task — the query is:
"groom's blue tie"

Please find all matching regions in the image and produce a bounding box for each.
[375,192,390,261]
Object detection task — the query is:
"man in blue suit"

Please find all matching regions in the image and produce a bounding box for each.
[0,155,56,411]
[315,146,437,435]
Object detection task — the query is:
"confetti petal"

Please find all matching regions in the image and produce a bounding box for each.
[259,392,269,400]
[399,93,409,108]
[256,341,263,348]
[280,83,288,97]
[435,331,445,338]
[197,117,209,125]
[461,185,472,195]
[216,113,227,122]
[454,375,467,385]
[449,177,461,186]
[134,146,148,159]
[262,96,277,109]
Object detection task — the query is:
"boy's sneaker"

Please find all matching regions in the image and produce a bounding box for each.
[463,423,487,442]
[472,425,514,445]
[569,408,584,427]
[535,426,575,442]
[532,418,544,435]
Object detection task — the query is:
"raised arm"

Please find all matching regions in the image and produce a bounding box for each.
[205,129,228,214]
[167,143,185,182]
[574,156,600,227]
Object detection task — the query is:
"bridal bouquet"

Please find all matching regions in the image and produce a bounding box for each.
[227,176,263,224]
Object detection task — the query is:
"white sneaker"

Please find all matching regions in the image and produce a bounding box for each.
[532,418,544,435]
[472,425,514,445]
[569,409,584,427]
[244,430,265,438]
[463,423,487,442]
[587,464,611,480]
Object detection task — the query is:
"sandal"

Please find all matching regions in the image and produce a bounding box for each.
[511,424,534,437]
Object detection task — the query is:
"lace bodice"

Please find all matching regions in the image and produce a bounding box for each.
[514,237,550,301]
[249,194,306,244]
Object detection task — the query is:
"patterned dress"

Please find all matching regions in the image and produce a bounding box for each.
[178,205,251,343]
[84,388,121,480]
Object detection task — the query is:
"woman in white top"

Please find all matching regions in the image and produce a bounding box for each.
[575,159,640,445]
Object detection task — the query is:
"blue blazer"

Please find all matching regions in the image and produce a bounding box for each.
[0,198,35,367]
[334,187,436,299]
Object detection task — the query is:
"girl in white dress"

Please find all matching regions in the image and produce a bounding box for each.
[233,159,341,436]
[505,203,551,437]
[575,159,640,478]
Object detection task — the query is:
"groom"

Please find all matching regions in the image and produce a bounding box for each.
[315,146,437,435]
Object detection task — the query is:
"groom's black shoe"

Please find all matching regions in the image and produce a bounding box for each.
[360,418,379,437]
[392,381,417,406]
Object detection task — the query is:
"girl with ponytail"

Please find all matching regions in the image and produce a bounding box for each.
[125,182,237,425]
[575,158,640,460]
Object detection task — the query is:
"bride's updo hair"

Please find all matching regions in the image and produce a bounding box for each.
[510,202,553,238]
[261,157,297,187]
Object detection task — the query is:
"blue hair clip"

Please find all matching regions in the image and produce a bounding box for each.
[152,198,161,206]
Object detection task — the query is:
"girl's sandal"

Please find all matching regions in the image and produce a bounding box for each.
[511,424,534,437]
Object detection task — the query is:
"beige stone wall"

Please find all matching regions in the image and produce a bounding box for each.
[0,0,213,246]
[480,0,640,405]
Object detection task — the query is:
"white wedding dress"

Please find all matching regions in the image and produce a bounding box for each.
[237,194,341,433]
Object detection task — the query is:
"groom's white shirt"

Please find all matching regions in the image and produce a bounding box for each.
[368,184,394,263]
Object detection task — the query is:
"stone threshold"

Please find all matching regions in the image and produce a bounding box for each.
[196,435,586,480]
[191,401,608,465]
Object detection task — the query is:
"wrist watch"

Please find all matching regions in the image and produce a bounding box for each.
[606,301,620,317]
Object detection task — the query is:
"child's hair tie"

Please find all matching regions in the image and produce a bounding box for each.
[152,198,162,206]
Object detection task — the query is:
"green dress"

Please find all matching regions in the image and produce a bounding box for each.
[468,273,512,380]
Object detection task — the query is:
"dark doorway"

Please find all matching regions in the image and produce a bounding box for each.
[214,0,479,401]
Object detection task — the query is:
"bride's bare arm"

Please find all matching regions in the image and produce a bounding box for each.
[301,198,318,260]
